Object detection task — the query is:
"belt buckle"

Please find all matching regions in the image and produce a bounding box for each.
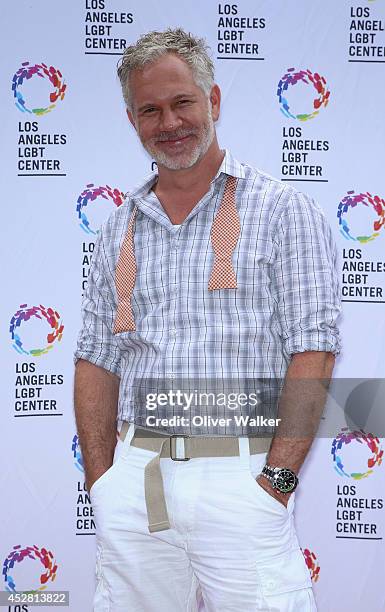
[170,435,190,461]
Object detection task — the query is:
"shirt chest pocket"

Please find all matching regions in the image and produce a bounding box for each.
[111,261,168,337]
[132,258,169,306]
[187,249,273,313]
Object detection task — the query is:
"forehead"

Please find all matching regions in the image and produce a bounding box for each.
[129,53,203,105]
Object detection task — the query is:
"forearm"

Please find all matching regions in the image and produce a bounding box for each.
[267,351,335,471]
[74,358,120,491]
[257,351,335,504]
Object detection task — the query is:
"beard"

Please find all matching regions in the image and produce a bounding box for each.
[139,105,215,171]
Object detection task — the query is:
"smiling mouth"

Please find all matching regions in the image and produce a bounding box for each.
[157,134,193,145]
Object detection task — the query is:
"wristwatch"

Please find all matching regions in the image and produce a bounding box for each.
[261,464,298,494]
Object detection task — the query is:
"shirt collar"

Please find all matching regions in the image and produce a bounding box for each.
[215,148,246,181]
[129,148,246,201]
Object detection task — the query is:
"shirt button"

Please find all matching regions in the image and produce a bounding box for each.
[170,329,177,337]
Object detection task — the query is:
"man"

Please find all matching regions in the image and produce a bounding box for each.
[74,28,341,611]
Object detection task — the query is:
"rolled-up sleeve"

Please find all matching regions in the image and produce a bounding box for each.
[271,191,342,357]
[74,227,121,376]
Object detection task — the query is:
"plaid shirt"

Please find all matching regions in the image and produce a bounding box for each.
[74,150,341,431]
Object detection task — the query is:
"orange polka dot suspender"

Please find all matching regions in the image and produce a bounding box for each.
[113,175,240,333]
[208,176,240,290]
[113,207,138,334]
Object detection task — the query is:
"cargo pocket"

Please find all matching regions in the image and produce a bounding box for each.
[93,542,110,612]
[257,547,315,611]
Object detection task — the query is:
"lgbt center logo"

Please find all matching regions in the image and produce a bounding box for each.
[277,68,330,121]
[76,184,125,234]
[12,62,66,116]
[301,549,320,583]
[10,304,64,357]
[2,545,57,593]
[331,428,383,479]
[72,434,84,473]
[337,191,385,243]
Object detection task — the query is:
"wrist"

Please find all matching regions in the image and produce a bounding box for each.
[256,474,291,506]
[86,464,113,492]
[260,464,299,494]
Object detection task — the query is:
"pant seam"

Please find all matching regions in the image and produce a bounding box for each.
[97,540,112,612]
[185,568,200,611]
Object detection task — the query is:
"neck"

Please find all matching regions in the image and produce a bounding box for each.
[155,138,225,194]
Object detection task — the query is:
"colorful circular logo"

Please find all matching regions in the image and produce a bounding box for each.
[337,191,385,243]
[331,428,383,479]
[277,68,330,121]
[12,62,66,116]
[76,184,125,235]
[10,304,64,357]
[3,545,57,592]
[302,549,320,583]
[72,434,84,472]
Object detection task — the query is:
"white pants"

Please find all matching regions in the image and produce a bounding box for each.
[90,429,316,611]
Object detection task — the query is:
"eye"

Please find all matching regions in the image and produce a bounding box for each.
[178,99,191,105]
[142,107,157,115]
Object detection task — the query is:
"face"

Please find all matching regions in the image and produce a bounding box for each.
[127,53,220,170]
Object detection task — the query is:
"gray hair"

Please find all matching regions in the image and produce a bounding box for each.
[117,28,215,111]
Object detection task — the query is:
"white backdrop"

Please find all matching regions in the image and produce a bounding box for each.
[2,1,385,610]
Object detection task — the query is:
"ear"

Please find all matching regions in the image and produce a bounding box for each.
[127,109,137,131]
[209,84,221,122]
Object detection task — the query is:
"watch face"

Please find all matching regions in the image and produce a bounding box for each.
[275,469,298,493]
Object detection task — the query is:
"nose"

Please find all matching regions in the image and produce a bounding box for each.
[159,107,183,132]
